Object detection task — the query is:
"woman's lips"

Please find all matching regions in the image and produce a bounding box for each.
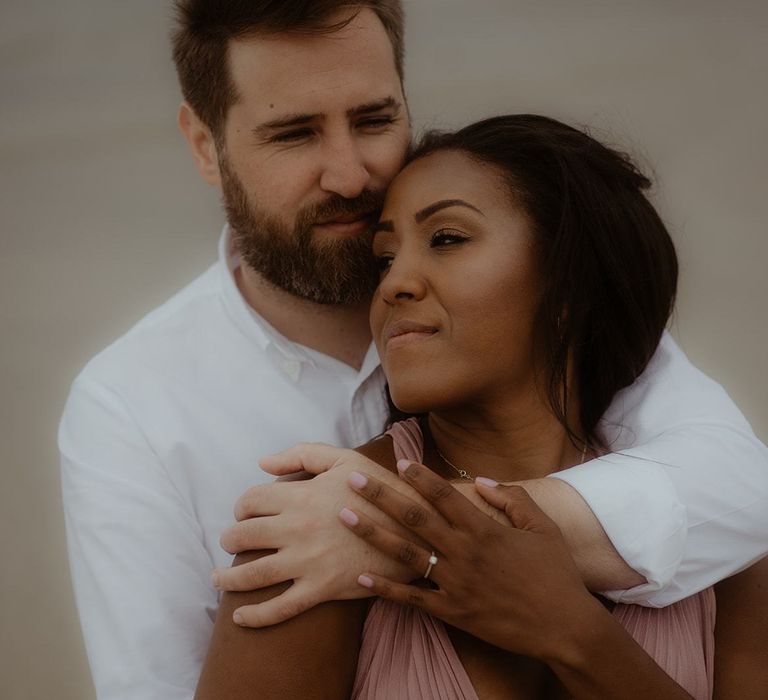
[384,321,439,350]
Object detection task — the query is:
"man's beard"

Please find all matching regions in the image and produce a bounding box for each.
[220,158,384,305]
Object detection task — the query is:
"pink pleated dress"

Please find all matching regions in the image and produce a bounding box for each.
[352,418,715,700]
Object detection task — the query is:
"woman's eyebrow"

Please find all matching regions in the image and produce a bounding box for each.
[374,199,484,237]
[414,199,484,222]
[372,220,395,237]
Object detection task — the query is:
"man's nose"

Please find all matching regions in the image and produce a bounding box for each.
[319,133,371,199]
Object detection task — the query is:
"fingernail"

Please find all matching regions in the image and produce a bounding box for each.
[339,507,359,526]
[233,611,244,626]
[396,459,412,475]
[475,476,499,487]
[358,574,375,588]
[348,471,368,489]
[211,570,220,589]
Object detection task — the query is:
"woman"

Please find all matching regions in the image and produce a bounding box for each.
[195,115,767,699]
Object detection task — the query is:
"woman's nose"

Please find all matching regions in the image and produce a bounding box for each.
[378,256,428,305]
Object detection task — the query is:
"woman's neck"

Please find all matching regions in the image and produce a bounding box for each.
[424,398,586,483]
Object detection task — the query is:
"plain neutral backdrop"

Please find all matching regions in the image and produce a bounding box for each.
[2,1,766,698]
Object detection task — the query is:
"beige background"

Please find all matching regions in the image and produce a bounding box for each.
[2,1,766,698]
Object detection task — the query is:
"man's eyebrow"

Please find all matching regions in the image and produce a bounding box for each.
[347,96,401,118]
[414,199,484,223]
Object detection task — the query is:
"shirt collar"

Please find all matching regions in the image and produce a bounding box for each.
[216,226,381,385]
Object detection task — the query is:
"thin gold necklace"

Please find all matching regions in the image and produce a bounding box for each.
[436,441,590,482]
[436,448,475,481]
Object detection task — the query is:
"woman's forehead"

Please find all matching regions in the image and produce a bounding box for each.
[384,150,511,217]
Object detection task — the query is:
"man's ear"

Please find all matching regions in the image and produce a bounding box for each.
[177,102,222,188]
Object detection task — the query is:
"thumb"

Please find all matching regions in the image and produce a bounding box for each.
[475,482,558,535]
[260,442,349,476]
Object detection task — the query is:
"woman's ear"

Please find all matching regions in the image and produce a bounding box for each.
[177,102,222,188]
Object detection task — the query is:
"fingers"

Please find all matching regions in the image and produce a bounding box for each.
[234,481,302,521]
[213,552,292,592]
[394,460,481,530]
[219,515,287,554]
[346,470,456,553]
[356,574,446,618]
[259,442,349,476]
[474,481,559,535]
[339,507,434,579]
[232,583,318,628]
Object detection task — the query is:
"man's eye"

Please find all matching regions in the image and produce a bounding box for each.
[272,129,313,143]
[430,229,468,247]
[357,116,395,129]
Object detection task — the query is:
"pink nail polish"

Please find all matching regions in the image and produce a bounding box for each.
[233,612,244,626]
[348,471,368,489]
[358,574,375,588]
[475,476,499,487]
[339,507,359,526]
[396,459,412,474]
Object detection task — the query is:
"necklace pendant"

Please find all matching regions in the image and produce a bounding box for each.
[458,469,471,480]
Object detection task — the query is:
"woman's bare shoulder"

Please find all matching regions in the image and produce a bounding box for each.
[355,432,397,474]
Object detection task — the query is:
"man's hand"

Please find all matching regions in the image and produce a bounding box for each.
[213,445,421,627]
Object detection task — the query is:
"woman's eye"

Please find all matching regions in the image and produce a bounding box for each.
[430,229,468,247]
[375,255,394,273]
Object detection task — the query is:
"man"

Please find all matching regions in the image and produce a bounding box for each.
[60,2,768,698]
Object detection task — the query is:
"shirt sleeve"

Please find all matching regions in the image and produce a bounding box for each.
[60,376,216,700]
[550,332,768,607]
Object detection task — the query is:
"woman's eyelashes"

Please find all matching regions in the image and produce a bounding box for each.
[374,229,469,274]
[430,228,469,248]
[375,254,394,273]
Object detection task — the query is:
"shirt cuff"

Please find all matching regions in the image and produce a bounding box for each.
[548,454,687,607]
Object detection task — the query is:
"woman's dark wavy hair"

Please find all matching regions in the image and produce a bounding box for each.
[402,115,678,446]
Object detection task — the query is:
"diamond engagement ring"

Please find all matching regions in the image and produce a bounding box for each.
[423,551,438,579]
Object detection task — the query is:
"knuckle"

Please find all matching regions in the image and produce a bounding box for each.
[366,480,385,502]
[358,522,376,539]
[406,591,424,608]
[246,561,275,589]
[452,604,472,625]
[475,526,497,544]
[397,541,419,565]
[403,505,428,528]
[276,599,304,622]
[429,481,455,503]
[467,551,484,571]
[504,484,529,500]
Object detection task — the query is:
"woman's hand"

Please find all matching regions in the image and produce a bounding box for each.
[340,459,601,662]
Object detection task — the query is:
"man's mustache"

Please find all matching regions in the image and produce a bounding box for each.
[307,189,386,223]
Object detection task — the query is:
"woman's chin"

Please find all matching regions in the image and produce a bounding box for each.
[389,390,433,417]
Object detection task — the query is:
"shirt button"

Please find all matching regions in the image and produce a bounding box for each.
[280,358,302,381]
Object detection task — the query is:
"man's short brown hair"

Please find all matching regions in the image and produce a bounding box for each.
[171,1,405,140]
